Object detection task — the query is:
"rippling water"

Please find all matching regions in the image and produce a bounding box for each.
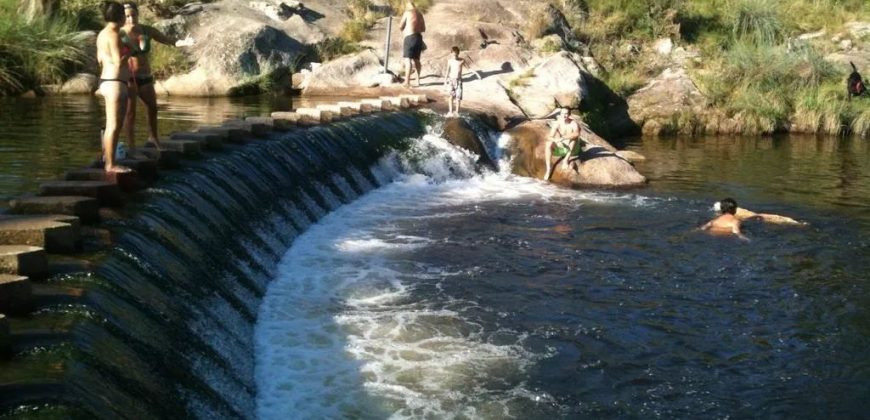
[256,127,870,418]
[0,94,352,205]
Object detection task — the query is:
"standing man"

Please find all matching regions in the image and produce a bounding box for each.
[543,108,587,181]
[399,1,425,88]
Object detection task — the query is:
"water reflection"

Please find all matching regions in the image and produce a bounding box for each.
[0,94,358,205]
[626,135,870,229]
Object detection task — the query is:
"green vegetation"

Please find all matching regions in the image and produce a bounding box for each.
[340,0,433,43]
[568,0,870,136]
[148,40,192,80]
[0,0,90,95]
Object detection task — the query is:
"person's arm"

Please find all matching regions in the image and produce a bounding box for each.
[146,26,194,47]
[109,32,125,71]
[698,221,712,231]
[444,60,451,84]
[732,222,750,241]
[419,13,426,32]
[399,13,407,31]
[548,124,561,140]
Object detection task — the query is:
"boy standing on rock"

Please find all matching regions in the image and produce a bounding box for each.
[444,46,464,117]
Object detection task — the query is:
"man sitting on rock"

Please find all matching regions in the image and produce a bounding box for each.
[543,107,586,181]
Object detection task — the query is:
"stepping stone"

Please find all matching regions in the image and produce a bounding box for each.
[65,168,141,192]
[117,158,158,182]
[129,147,181,169]
[197,126,250,144]
[160,139,202,157]
[317,104,353,119]
[0,215,80,253]
[222,119,271,138]
[337,102,365,114]
[361,98,390,111]
[0,246,48,279]
[39,181,122,207]
[270,112,301,123]
[0,275,32,315]
[381,96,410,109]
[170,132,223,150]
[245,116,294,131]
[7,196,99,224]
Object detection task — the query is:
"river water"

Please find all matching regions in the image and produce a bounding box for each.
[1,98,869,418]
[255,125,870,418]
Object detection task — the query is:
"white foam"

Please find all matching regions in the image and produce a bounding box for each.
[255,129,657,418]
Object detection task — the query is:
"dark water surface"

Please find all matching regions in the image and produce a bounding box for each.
[0,94,352,205]
[256,129,870,418]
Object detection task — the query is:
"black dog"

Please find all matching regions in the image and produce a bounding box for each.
[847,61,867,101]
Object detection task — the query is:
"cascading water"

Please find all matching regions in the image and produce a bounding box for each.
[254,118,870,419]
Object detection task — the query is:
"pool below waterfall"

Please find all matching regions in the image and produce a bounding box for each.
[1,95,869,419]
[255,129,870,418]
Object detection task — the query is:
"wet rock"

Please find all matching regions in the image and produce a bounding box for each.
[626,67,707,136]
[506,120,646,187]
[442,118,495,169]
[301,50,385,94]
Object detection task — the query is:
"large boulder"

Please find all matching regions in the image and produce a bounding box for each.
[509,51,591,118]
[301,50,386,94]
[506,120,646,187]
[159,23,303,96]
[626,67,707,136]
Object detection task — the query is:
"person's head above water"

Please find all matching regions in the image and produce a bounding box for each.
[716,198,738,215]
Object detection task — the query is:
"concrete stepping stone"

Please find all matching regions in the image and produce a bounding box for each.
[65,168,141,192]
[337,102,365,114]
[380,96,410,109]
[129,147,181,169]
[0,246,48,279]
[39,181,122,207]
[160,139,202,157]
[270,112,301,123]
[361,98,390,111]
[197,126,250,144]
[7,196,99,224]
[222,119,271,138]
[317,104,353,119]
[245,116,295,131]
[0,215,80,253]
[117,158,158,182]
[170,131,223,150]
[0,275,32,315]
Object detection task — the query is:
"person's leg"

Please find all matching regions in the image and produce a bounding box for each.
[447,96,453,116]
[123,83,137,148]
[404,58,413,88]
[543,141,554,180]
[139,83,162,155]
[413,58,422,87]
[102,82,131,173]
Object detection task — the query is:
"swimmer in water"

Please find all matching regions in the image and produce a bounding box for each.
[713,200,807,225]
[699,197,750,241]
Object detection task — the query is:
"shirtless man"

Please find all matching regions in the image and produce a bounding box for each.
[444,46,464,117]
[543,108,584,181]
[399,1,425,88]
[700,197,750,241]
[713,201,806,225]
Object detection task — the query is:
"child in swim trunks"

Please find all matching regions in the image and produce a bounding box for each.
[444,46,464,118]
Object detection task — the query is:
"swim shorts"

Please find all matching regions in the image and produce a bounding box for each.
[446,79,463,100]
[403,33,424,59]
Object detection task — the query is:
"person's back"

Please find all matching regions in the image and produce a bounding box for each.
[446,57,463,81]
[700,197,748,240]
[401,8,425,36]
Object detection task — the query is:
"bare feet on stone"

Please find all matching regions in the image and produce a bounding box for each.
[105,165,133,173]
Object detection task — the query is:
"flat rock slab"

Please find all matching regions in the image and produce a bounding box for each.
[170,132,224,150]
[129,147,181,169]
[39,181,122,207]
[160,139,202,157]
[0,245,47,278]
[0,274,32,315]
[7,196,99,224]
[245,116,295,131]
[0,215,79,254]
[222,120,271,138]
[117,158,158,182]
[197,126,250,144]
[65,168,141,192]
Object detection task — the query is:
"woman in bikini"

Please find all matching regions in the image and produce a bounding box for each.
[97,1,132,173]
[122,2,193,158]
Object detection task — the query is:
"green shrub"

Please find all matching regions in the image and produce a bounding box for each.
[309,37,364,62]
[148,41,192,80]
[0,12,89,94]
[729,0,783,46]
